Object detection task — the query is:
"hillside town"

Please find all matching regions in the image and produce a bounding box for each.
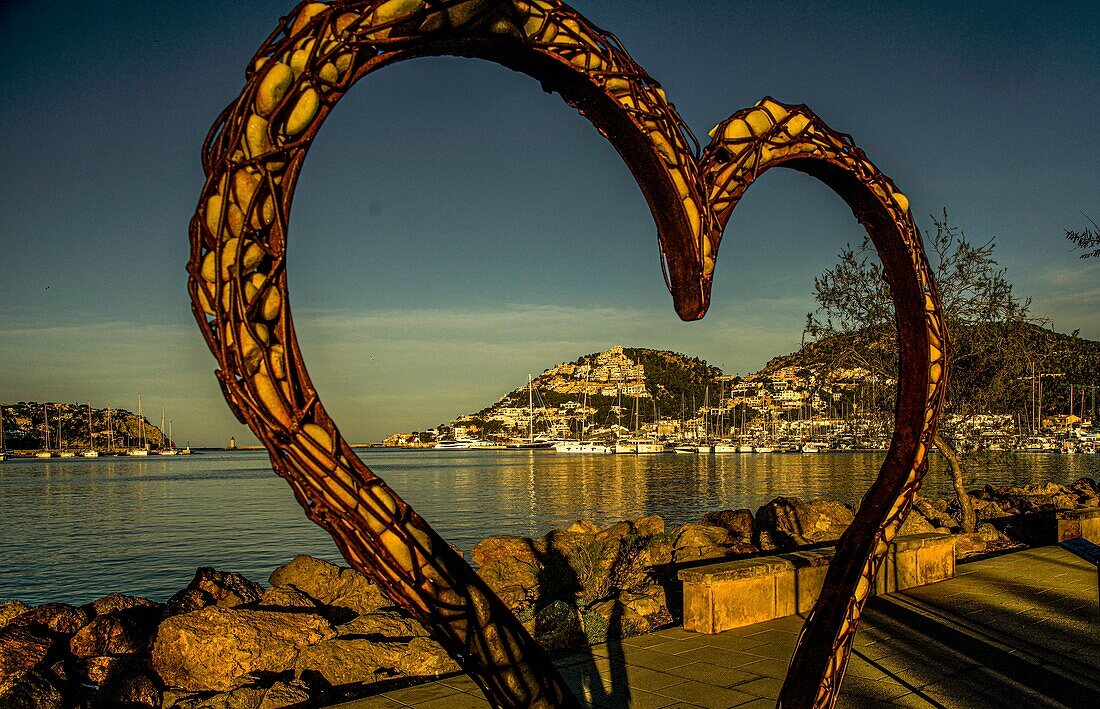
[382,346,1099,455]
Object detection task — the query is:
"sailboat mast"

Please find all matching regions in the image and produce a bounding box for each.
[137,394,145,449]
[88,403,93,450]
[44,404,50,451]
[528,374,534,444]
[107,404,113,452]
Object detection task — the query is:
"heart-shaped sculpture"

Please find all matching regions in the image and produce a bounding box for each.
[188,1,948,707]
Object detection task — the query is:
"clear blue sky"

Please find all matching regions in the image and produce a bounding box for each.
[1,1,1097,446]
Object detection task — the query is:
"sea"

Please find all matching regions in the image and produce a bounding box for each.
[1,449,1097,606]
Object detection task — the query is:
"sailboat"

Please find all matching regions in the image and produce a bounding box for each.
[553,367,611,454]
[159,409,178,455]
[0,405,6,462]
[506,375,552,449]
[36,405,52,458]
[127,395,149,456]
[82,403,99,457]
[58,405,76,457]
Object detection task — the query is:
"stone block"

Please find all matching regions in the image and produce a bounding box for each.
[680,533,956,634]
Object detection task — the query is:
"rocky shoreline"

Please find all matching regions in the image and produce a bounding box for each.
[1,478,1096,708]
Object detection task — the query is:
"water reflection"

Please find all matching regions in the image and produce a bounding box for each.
[0,449,1095,605]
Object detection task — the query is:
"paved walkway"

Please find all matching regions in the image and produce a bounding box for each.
[336,546,1099,708]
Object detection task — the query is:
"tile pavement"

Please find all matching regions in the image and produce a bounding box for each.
[332,546,1099,708]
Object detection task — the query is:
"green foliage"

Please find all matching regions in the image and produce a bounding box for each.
[1065,214,1100,259]
[580,610,610,645]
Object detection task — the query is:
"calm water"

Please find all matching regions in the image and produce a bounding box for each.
[1,449,1097,605]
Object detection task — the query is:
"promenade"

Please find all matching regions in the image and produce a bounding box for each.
[337,545,1099,708]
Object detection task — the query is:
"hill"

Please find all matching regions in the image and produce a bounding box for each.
[1,402,171,451]
[759,323,1100,416]
[447,346,721,438]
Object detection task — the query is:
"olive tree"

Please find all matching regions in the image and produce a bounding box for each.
[805,211,1039,533]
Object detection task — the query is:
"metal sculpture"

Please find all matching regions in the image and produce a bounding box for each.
[188,1,948,707]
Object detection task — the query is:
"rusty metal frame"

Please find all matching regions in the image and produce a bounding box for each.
[188,2,948,707]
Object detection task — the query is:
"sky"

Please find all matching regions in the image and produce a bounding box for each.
[1,1,1097,446]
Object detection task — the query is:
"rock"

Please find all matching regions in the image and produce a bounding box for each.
[294,636,458,686]
[756,529,781,552]
[166,568,264,615]
[336,610,428,639]
[671,524,734,563]
[86,593,160,618]
[637,533,675,567]
[702,509,755,544]
[167,679,310,709]
[565,520,600,535]
[152,607,335,692]
[0,625,53,680]
[470,536,539,568]
[0,668,63,708]
[914,498,957,530]
[755,497,854,549]
[897,507,938,536]
[78,654,125,686]
[954,523,1012,558]
[95,664,162,708]
[268,556,392,616]
[674,524,732,549]
[586,597,649,637]
[475,558,539,610]
[0,602,30,629]
[526,601,583,652]
[255,586,317,611]
[619,586,666,619]
[632,515,665,537]
[70,612,153,657]
[595,521,634,544]
[10,603,91,635]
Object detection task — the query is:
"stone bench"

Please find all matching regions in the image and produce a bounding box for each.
[1054,508,1100,544]
[679,533,956,634]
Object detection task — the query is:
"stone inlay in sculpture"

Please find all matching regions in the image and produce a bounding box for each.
[188,2,949,707]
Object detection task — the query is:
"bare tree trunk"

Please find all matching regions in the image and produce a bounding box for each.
[934,432,977,533]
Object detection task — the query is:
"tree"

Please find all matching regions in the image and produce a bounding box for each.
[1065,214,1100,259]
[804,211,1040,533]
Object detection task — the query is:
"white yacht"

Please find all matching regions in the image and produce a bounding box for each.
[553,440,613,454]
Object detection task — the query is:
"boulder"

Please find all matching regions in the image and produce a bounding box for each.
[475,557,540,611]
[671,524,733,563]
[0,625,53,680]
[268,556,392,616]
[914,498,957,530]
[755,497,854,549]
[586,597,649,637]
[897,507,938,536]
[637,533,675,567]
[294,636,457,686]
[255,586,318,611]
[165,679,310,709]
[78,655,126,686]
[336,610,428,639]
[632,515,665,537]
[10,603,90,635]
[565,520,600,535]
[0,668,63,708]
[0,602,30,629]
[94,662,162,708]
[524,601,583,652]
[954,523,1012,558]
[86,593,160,618]
[702,509,755,544]
[619,586,667,620]
[470,536,540,568]
[70,611,155,657]
[152,607,335,692]
[166,568,263,615]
